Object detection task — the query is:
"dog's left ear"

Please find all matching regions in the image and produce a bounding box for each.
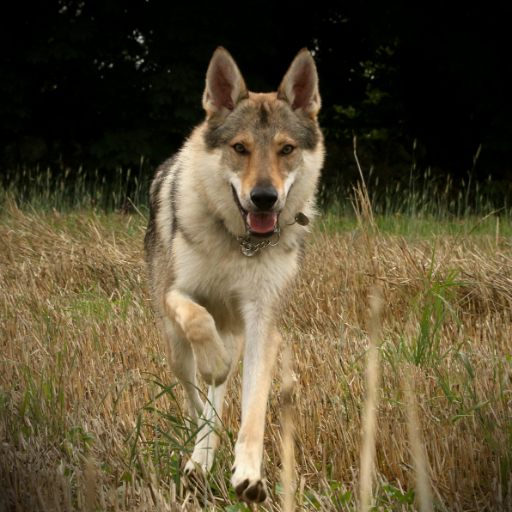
[278,49,321,119]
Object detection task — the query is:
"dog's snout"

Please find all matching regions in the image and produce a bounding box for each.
[250,186,278,211]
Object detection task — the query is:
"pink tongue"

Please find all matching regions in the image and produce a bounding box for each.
[247,212,277,234]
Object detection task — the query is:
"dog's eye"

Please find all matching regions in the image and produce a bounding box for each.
[281,145,295,155]
[233,143,247,154]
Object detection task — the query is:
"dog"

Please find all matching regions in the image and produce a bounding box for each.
[144,47,324,504]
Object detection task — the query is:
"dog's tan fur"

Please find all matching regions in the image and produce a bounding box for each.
[144,47,324,504]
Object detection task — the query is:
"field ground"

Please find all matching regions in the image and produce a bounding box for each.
[1,201,511,511]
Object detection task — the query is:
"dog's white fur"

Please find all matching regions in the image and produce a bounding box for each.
[145,47,324,503]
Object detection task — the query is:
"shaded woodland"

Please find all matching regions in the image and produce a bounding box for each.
[1,1,511,192]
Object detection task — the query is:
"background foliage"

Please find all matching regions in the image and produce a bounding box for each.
[2,1,511,191]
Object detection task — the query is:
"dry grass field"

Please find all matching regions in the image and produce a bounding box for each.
[1,198,511,511]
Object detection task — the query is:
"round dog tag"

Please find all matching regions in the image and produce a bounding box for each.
[295,212,310,226]
[241,246,256,257]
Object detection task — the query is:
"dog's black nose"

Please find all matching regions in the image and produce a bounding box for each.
[250,186,278,210]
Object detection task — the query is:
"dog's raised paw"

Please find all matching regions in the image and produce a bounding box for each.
[235,477,267,504]
[194,344,231,385]
[185,315,232,385]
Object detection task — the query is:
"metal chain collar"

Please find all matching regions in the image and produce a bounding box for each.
[235,212,309,257]
[236,232,280,257]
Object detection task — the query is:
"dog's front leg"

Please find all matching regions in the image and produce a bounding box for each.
[232,303,281,504]
[164,289,232,385]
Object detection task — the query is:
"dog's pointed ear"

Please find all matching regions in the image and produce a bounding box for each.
[278,49,321,118]
[203,47,248,118]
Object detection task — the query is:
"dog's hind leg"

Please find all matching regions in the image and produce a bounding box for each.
[163,320,205,425]
[184,380,228,475]
[185,332,243,475]
[165,289,232,385]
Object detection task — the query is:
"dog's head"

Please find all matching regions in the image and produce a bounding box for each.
[201,48,324,239]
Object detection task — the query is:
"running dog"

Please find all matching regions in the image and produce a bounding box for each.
[144,47,324,504]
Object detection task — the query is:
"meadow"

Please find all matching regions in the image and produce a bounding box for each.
[1,167,511,511]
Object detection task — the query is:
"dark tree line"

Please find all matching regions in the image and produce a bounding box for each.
[1,1,511,188]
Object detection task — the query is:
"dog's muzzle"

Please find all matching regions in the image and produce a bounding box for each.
[231,185,279,238]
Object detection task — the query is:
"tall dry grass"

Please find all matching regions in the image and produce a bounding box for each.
[1,198,512,511]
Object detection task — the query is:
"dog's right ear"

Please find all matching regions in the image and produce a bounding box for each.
[203,47,248,119]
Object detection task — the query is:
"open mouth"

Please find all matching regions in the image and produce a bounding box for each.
[231,186,279,238]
